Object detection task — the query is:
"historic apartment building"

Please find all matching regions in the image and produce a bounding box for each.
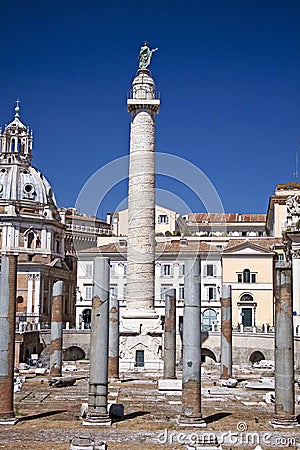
[63,207,112,252]
[107,204,180,237]
[75,182,299,370]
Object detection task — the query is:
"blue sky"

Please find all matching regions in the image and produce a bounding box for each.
[1,0,300,217]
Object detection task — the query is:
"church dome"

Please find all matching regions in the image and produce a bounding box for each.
[0,104,58,218]
[0,164,56,205]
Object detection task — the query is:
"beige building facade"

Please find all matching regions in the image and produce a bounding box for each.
[107,205,179,237]
[222,240,279,330]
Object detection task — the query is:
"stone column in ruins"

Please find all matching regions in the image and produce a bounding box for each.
[49,280,64,377]
[271,261,299,428]
[179,258,206,427]
[0,254,18,424]
[108,291,119,379]
[163,289,176,379]
[220,284,232,379]
[126,48,160,315]
[84,257,111,426]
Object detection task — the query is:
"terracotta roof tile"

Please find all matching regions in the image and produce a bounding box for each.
[187,213,266,224]
[79,240,222,255]
[224,237,283,250]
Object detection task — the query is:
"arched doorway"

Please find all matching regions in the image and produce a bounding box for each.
[201,348,217,363]
[238,293,257,327]
[64,346,86,361]
[82,308,91,329]
[202,309,217,331]
[249,351,265,364]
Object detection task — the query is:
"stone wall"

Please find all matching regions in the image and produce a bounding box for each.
[36,330,300,369]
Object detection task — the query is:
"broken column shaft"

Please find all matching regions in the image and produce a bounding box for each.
[271,261,298,428]
[0,253,18,424]
[84,257,111,426]
[49,280,64,377]
[108,291,119,379]
[163,289,176,379]
[179,258,206,427]
[220,284,232,379]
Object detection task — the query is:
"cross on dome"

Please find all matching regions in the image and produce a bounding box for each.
[15,99,20,117]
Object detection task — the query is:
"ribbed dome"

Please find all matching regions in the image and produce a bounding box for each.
[0,164,56,205]
[0,105,58,213]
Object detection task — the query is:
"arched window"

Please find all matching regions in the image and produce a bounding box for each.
[240,293,254,302]
[16,296,24,314]
[27,232,35,249]
[11,139,16,152]
[24,229,40,250]
[54,235,61,253]
[237,269,257,283]
[243,269,250,283]
[202,309,217,331]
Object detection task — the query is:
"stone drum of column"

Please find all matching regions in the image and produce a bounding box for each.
[271,261,299,428]
[0,254,18,423]
[84,257,111,426]
[49,280,64,377]
[220,284,232,379]
[108,291,119,379]
[163,288,176,379]
[179,258,206,427]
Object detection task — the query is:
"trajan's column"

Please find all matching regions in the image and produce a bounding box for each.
[121,43,161,370]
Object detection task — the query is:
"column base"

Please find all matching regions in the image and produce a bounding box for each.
[83,413,111,426]
[270,415,300,428]
[178,414,207,427]
[158,378,182,394]
[0,417,18,425]
[109,377,121,383]
[70,435,107,449]
[122,309,158,320]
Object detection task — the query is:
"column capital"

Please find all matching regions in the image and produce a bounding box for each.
[291,249,300,259]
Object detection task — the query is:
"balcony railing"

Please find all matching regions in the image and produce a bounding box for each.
[127,89,160,100]
[66,224,112,235]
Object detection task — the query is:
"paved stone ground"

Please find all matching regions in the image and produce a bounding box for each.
[0,363,299,449]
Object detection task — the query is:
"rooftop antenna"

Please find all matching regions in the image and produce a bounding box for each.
[294,150,299,183]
